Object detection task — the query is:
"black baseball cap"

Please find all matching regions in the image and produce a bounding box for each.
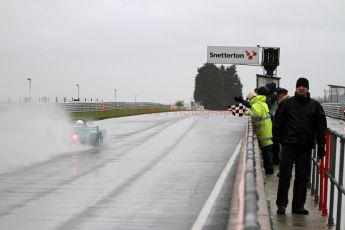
[275,87,288,94]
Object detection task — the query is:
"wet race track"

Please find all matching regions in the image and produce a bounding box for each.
[0,111,246,230]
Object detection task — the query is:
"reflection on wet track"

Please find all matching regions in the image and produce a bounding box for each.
[0,112,246,230]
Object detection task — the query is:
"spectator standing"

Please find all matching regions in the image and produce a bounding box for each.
[245,86,274,174]
[265,82,278,117]
[272,87,289,164]
[273,77,327,215]
[275,87,289,106]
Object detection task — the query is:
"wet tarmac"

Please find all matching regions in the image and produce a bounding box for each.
[0,112,246,230]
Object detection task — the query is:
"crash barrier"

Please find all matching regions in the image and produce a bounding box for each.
[243,117,260,230]
[60,102,169,112]
[322,103,345,121]
[310,129,345,230]
[0,102,169,113]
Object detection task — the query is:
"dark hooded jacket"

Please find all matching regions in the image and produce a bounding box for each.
[272,92,327,148]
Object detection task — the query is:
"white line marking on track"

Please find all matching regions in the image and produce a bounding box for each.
[191,139,242,230]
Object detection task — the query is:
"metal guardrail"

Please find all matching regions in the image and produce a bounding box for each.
[0,102,170,113]
[322,103,345,120]
[310,129,345,230]
[60,102,169,112]
[244,118,260,230]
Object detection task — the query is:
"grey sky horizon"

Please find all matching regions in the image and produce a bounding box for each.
[1,0,344,104]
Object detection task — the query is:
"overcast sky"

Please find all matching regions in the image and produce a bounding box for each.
[1,0,344,104]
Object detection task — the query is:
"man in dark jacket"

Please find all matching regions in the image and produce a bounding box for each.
[265,82,277,115]
[271,87,289,165]
[273,77,327,215]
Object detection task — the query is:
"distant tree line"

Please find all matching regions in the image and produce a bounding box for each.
[193,63,243,110]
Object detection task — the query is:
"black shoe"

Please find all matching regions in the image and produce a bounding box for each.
[277,206,286,215]
[292,208,309,215]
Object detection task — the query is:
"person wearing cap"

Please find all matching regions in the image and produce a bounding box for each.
[271,87,289,165]
[265,82,278,116]
[275,87,289,104]
[245,86,274,174]
[273,77,327,215]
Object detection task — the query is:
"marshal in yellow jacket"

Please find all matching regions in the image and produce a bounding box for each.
[245,95,273,147]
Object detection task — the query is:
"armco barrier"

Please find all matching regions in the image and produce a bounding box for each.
[0,102,169,113]
[322,103,345,120]
[243,117,260,230]
[60,102,167,112]
[61,102,169,112]
[1,101,342,116]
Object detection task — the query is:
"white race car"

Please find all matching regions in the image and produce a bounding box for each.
[71,120,105,146]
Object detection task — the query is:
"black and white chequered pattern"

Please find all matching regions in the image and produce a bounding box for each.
[228,103,246,117]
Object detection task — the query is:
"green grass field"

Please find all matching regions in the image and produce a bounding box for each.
[70,108,178,121]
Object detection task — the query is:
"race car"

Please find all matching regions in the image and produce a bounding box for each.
[71,120,105,146]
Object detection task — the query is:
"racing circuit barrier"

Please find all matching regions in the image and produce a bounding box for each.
[310,128,345,230]
[322,103,345,120]
[0,101,170,113]
[60,102,169,112]
[243,117,260,230]
[1,99,343,116]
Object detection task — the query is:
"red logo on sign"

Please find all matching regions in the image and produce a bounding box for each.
[245,50,257,60]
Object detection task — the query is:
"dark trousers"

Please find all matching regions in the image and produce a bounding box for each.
[276,145,312,208]
[272,140,280,164]
[261,144,273,173]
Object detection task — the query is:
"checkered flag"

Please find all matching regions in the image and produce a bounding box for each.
[228,103,246,117]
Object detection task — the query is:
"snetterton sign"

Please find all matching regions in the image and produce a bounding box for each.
[207,46,260,66]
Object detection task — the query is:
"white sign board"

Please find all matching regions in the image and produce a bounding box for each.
[207,46,260,66]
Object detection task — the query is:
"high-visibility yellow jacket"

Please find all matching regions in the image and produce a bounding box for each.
[245,95,273,147]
